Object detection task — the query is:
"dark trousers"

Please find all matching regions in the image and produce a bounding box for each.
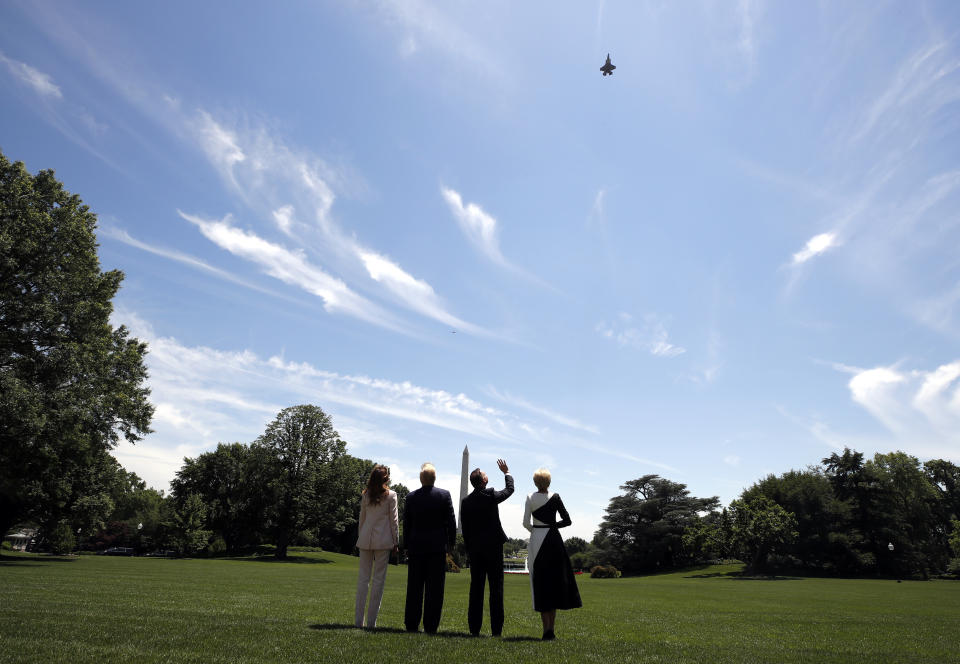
[404,552,447,633]
[467,545,504,635]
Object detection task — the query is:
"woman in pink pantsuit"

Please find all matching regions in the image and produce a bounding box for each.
[355,465,399,628]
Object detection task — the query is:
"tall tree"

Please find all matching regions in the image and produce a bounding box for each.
[925,459,960,566]
[595,474,719,572]
[741,469,850,572]
[823,448,886,571]
[253,405,345,558]
[869,451,941,577]
[0,151,153,542]
[727,495,798,571]
[171,442,255,552]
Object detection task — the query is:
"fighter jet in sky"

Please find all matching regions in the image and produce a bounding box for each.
[600,53,616,76]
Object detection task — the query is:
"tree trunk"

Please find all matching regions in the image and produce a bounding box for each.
[750,545,767,573]
[276,529,289,559]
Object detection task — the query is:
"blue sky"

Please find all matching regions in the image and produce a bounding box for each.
[2,1,959,539]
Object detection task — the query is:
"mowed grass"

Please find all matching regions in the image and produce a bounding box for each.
[1,552,958,664]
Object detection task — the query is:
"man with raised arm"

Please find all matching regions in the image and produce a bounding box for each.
[460,458,514,637]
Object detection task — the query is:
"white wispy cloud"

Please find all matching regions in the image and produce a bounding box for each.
[440,185,551,290]
[830,360,960,460]
[913,282,960,336]
[368,0,503,79]
[189,111,340,242]
[399,35,419,58]
[185,112,489,336]
[778,35,960,328]
[596,313,686,358]
[101,226,286,298]
[359,250,489,335]
[441,186,507,267]
[178,211,406,332]
[736,0,761,72]
[566,438,678,473]
[588,188,607,227]
[112,309,673,491]
[775,404,856,452]
[792,231,839,264]
[850,41,960,145]
[0,51,62,98]
[196,110,246,177]
[272,205,295,235]
[485,386,600,435]
[689,326,724,385]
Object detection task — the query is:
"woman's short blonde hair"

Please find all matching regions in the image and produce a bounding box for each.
[533,468,551,491]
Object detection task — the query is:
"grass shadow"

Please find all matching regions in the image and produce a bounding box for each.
[501,636,545,642]
[0,554,77,565]
[685,570,803,581]
[685,570,743,579]
[229,555,335,565]
[308,624,502,639]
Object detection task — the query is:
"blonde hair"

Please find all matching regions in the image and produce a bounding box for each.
[420,462,437,487]
[533,468,551,491]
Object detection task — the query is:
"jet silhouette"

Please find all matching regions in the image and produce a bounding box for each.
[600,54,616,76]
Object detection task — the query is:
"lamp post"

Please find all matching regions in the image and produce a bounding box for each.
[888,542,900,583]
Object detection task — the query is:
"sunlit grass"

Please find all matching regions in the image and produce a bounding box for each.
[1,551,957,663]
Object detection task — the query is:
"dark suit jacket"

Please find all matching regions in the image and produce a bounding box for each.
[403,485,456,555]
[460,474,514,553]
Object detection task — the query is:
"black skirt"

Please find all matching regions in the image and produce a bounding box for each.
[531,527,582,612]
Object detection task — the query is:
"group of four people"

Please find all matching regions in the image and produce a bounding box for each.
[354,459,581,640]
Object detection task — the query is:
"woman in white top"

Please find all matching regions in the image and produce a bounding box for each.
[523,468,581,640]
[354,464,399,628]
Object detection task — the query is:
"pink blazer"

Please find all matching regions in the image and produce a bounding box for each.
[355,489,399,551]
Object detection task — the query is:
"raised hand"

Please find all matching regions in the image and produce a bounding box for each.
[497,458,509,474]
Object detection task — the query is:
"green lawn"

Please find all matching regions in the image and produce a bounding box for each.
[1,551,958,663]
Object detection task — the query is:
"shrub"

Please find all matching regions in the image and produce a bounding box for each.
[1,541,13,551]
[206,536,227,555]
[48,522,76,555]
[946,558,960,579]
[570,551,590,570]
[590,564,621,578]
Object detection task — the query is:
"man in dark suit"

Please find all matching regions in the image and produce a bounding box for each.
[403,462,456,634]
[460,458,514,637]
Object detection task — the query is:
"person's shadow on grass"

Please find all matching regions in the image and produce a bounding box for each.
[308,624,537,639]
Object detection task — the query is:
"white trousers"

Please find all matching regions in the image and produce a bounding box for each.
[355,548,391,627]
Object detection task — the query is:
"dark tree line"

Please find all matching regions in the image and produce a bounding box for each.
[169,405,408,559]
[26,405,404,558]
[591,449,960,578]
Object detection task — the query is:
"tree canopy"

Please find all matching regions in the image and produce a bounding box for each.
[251,405,347,558]
[0,150,153,542]
[594,474,719,572]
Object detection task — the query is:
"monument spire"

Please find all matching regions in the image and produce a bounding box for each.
[458,444,469,533]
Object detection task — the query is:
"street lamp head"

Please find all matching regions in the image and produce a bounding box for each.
[887,542,894,551]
